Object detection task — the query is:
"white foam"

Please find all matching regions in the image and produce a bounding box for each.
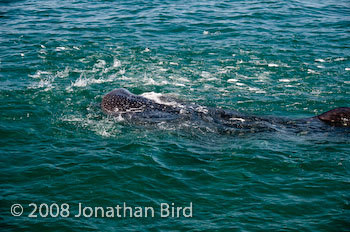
[201,71,211,78]
[227,79,238,83]
[142,73,161,86]
[279,79,291,82]
[79,58,89,63]
[248,87,259,92]
[61,115,83,122]
[307,69,317,74]
[28,70,56,90]
[55,47,66,52]
[119,68,126,74]
[114,114,125,122]
[195,106,209,114]
[118,75,131,80]
[268,63,279,67]
[113,59,121,67]
[141,92,184,108]
[141,92,167,103]
[203,31,209,35]
[174,83,186,87]
[29,71,52,78]
[315,58,325,62]
[65,115,122,137]
[345,68,350,71]
[29,78,53,91]
[256,71,271,82]
[92,76,114,84]
[72,76,88,87]
[226,66,236,69]
[217,68,228,74]
[145,77,157,85]
[56,67,69,78]
[94,60,106,69]
[69,73,115,89]
[311,89,321,95]
[39,49,47,55]
[176,77,190,82]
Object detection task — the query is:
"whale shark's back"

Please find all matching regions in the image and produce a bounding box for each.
[101,88,180,116]
[101,89,350,132]
[101,88,148,113]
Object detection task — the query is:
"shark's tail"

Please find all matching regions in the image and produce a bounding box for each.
[317,107,350,127]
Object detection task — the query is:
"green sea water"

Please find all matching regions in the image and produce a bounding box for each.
[1,0,350,231]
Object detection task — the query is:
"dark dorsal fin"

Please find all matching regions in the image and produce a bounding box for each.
[317,107,350,127]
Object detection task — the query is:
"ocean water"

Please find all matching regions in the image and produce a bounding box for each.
[1,0,350,231]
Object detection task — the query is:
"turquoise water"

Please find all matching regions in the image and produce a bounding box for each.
[1,0,350,231]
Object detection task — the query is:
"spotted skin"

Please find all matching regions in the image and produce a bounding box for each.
[101,88,180,116]
[101,88,350,129]
[101,88,148,113]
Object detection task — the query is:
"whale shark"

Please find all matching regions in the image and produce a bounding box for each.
[101,88,350,132]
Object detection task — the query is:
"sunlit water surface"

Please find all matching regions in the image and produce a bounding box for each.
[1,0,350,231]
